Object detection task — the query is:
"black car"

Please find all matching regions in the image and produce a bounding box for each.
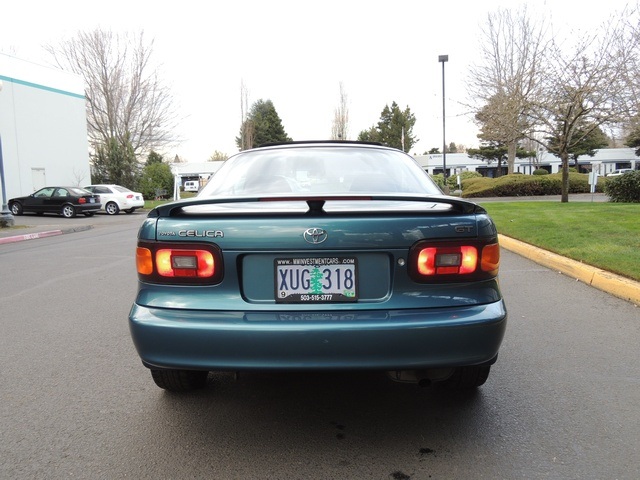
[9,186,102,218]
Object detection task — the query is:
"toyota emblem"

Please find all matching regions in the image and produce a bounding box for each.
[303,228,328,244]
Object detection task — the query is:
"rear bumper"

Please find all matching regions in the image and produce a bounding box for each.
[77,204,101,213]
[129,300,507,371]
[121,199,144,209]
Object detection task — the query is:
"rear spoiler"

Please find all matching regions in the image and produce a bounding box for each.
[149,194,487,217]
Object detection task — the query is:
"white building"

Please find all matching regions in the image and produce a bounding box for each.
[0,54,90,202]
[417,148,638,177]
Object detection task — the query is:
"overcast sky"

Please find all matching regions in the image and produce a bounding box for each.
[1,0,634,162]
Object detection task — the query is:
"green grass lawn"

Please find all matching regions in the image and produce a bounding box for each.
[481,202,640,281]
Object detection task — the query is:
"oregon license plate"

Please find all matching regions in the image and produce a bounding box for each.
[275,257,358,303]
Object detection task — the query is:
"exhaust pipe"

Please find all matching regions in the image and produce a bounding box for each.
[387,368,454,386]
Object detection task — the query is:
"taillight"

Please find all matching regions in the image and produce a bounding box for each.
[126,194,134,199]
[79,198,87,204]
[156,249,214,277]
[409,239,499,282]
[136,242,223,284]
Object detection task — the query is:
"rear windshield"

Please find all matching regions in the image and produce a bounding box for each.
[198,146,442,197]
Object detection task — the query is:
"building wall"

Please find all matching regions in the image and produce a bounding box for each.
[0,54,89,201]
[416,149,638,177]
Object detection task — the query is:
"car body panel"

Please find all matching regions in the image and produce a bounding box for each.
[129,300,506,370]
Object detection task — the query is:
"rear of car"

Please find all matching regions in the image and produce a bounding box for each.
[129,142,507,392]
[184,180,199,192]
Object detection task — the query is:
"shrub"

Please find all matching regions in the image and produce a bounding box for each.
[447,171,482,189]
[533,169,549,175]
[461,172,606,198]
[604,170,640,203]
[430,173,445,190]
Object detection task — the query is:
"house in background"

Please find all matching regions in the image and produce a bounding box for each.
[0,54,90,202]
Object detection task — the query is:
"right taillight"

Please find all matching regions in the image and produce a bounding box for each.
[409,239,500,283]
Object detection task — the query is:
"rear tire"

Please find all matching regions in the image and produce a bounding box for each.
[105,202,120,215]
[150,369,209,392]
[441,366,491,389]
[62,205,76,218]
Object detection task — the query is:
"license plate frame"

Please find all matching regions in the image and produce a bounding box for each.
[275,257,358,303]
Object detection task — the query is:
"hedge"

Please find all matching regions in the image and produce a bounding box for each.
[604,170,640,203]
[461,172,608,198]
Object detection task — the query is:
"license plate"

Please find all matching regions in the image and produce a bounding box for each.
[89,198,95,203]
[275,257,358,303]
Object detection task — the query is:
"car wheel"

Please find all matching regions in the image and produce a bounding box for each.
[124,208,135,214]
[150,369,209,392]
[440,366,491,389]
[61,205,76,218]
[84,212,95,217]
[10,202,23,215]
[105,202,120,215]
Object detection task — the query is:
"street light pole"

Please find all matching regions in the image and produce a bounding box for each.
[438,55,448,193]
[0,80,16,228]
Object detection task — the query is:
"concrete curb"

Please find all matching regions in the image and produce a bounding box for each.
[0,225,93,245]
[499,234,640,306]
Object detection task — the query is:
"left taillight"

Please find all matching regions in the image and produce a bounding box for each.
[408,238,500,283]
[136,242,223,284]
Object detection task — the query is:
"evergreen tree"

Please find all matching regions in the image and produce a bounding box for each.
[146,151,164,165]
[138,162,174,199]
[91,134,140,188]
[357,102,417,152]
[625,124,640,156]
[236,99,291,150]
[548,124,609,170]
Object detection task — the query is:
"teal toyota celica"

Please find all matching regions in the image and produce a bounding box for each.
[129,141,507,392]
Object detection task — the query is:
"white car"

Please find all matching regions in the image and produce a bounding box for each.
[83,184,145,215]
[606,169,634,177]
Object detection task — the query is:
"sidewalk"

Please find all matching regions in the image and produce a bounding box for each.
[1,204,638,306]
[0,223,93,244]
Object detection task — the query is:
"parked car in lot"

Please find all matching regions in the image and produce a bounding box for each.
[83,184,145,215]
[9,186,101,218]
[606,168,634,177]
[129,141,507,392]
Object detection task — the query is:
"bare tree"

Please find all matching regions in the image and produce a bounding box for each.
[528,10,635,201]
[46,29,178,157]
[331,82,349,140]
[238,80,254,151]
[618,5,640,147]
[467,7,548,174]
